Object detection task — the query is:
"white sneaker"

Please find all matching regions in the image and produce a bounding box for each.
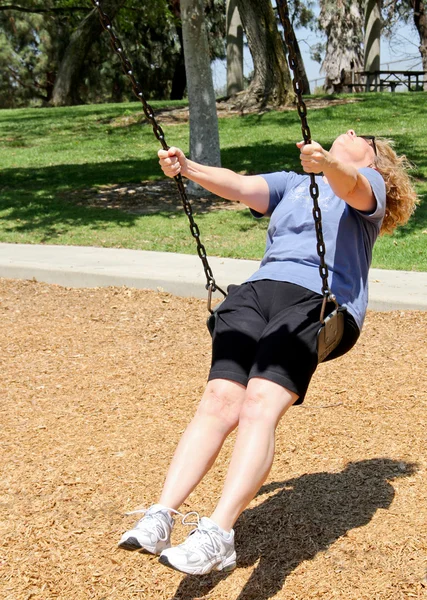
[159,515,237,575]
[118,504,178,555]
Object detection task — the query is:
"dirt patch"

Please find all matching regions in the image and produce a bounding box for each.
[67,179,244,216]
[110,97,362,128]
[1,278,426,600]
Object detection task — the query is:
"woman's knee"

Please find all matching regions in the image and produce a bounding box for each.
[196,379,246,431]
[238,378,298,426]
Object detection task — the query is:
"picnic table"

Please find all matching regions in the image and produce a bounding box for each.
[349,70,427,92]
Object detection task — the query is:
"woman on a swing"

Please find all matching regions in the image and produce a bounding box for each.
[119,131,417,575]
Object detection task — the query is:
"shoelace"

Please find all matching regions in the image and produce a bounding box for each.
[125,506,184,542]
[180,512,223,556]
[124,507,222,554]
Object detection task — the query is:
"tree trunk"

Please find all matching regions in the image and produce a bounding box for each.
[226,0,244,96]
[320,0,364,94]
[411,0,427,89]
[170,44,187,100]
[234,0,293,109]
[181,0,221,195]
[168,0,187,101]
[364,0,381,90]
[292,33,311,95]
[51,0,124,107]
[170,22,187,100]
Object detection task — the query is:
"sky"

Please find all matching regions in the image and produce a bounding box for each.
[212,11,423,93]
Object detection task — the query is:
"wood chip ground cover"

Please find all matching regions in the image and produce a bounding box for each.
[1,278,426,600]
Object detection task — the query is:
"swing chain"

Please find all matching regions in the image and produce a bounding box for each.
[276,0,336,313]
[91,0,226,302]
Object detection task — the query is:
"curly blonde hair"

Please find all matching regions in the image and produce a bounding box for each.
[373,139,419,235]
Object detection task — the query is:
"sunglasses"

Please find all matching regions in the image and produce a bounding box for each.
[359,135,377,156]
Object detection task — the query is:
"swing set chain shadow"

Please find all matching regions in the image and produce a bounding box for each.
[276,0,338,320]
[91,0,227,308]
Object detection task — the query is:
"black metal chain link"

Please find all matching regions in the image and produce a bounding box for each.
[276,0,336,312]
[91,0,226,303]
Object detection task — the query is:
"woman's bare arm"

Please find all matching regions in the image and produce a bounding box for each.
[298,141,376,212]
[158,147,270,215]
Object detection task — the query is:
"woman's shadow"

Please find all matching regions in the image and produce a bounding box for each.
[170,458,417,600]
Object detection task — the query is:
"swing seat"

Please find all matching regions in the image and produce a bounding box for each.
[206,300,223,336]
[317,306,346,363]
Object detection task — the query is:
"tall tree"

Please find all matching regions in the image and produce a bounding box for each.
[234,0,293,109]
[0,3,79,108]
[226,0,244,96]
[319,0,364,93]
[364,0,381,90]
[181,0,221,194]
[168,0,187,100]
[51,0,125,106]
[412,0,427,86]
[169,0,226,100]
[0,0,226,107]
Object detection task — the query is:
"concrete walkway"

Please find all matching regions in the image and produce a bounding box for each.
[0,243,426,311]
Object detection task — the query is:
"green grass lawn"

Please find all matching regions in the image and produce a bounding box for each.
[0,93,426,271]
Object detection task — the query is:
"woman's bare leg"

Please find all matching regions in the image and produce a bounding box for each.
[210,377,298,531]
[159,379,246,510]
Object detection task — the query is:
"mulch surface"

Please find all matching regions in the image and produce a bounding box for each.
[1,278,426,600]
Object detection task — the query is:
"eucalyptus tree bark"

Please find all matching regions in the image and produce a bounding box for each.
[320,0,364,93]
[364,0,381,90]
[234,0,293,109]
[226,0,244,96]
[181,0,221,195]
[411,0,427,88]
[51,0,125,106]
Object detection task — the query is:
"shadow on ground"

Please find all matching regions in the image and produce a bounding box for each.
[170,458,417,600]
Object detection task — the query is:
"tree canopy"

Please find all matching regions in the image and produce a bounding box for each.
[0,0,225,107]
[0,0,426,108]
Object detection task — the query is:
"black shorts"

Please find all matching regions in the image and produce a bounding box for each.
[208,280,360,404]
